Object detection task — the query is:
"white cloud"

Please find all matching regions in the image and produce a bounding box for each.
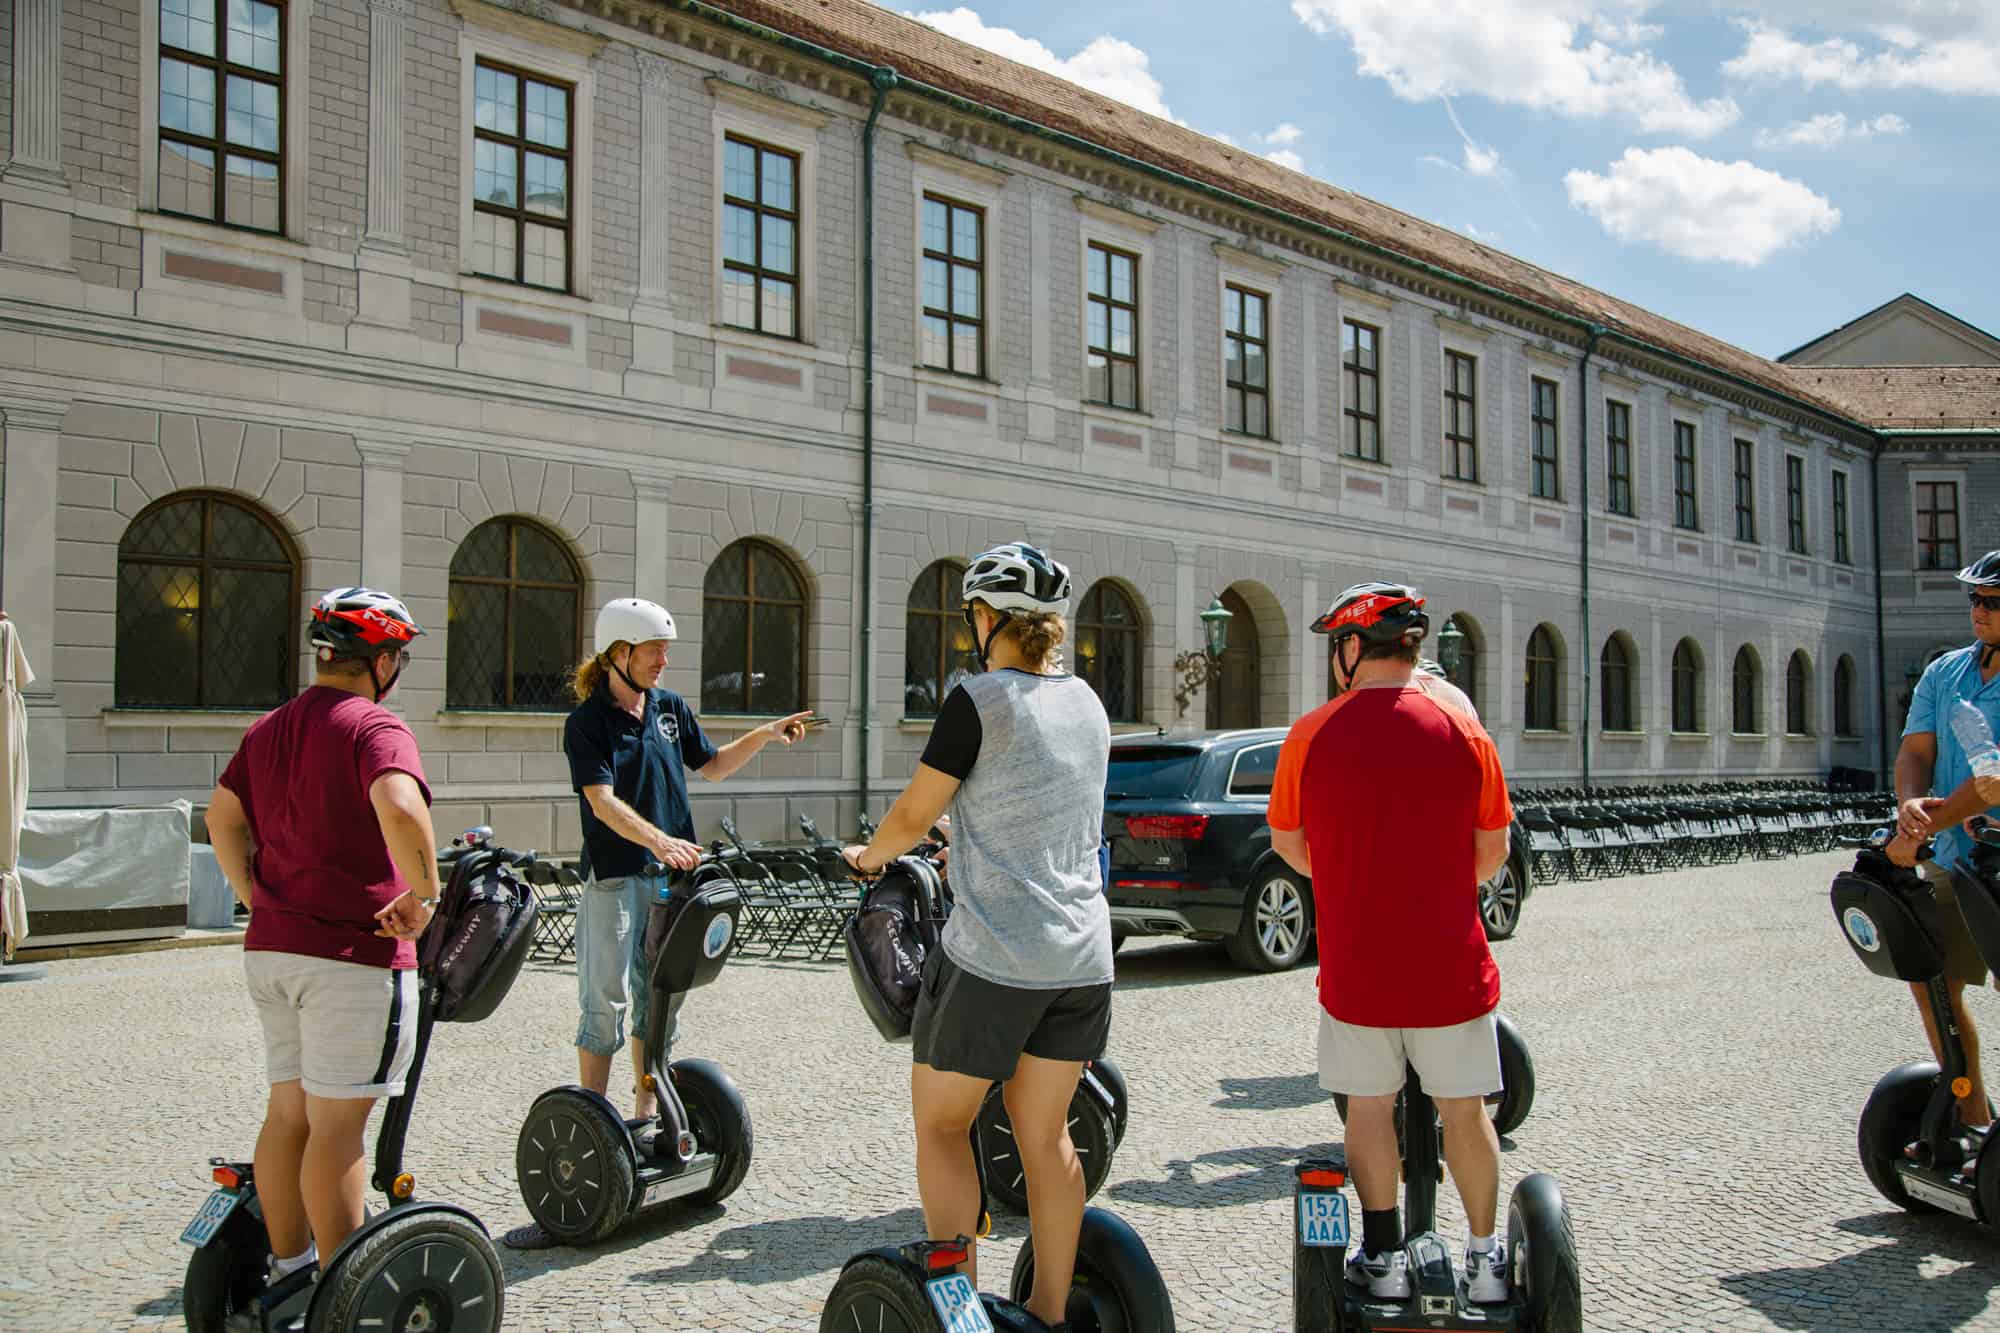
[1563,146,1840,266]
[1723,21,2000,97]
[906,8,1176,120]
[1752,111,1911,149]
[1289,0,1738,136]
[1264,122,1306,146]
[1263,149,1307,171]
[1464,222,1504,245]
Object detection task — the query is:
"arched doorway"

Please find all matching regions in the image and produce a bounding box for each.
[1206,587,1260,729]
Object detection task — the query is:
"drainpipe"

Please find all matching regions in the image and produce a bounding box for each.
[858,65,898,820]
[1577,324,1606,791]
[1871,442,1889,789]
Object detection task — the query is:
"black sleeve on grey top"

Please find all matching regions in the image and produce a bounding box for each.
[919,685,983,779]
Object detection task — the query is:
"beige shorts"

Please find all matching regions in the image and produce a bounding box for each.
[1318,1009,1502,1100]
[245,951,419,1099]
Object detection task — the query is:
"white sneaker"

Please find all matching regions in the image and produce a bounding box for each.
[1463,1240,1508,1303]
[1345,1245,1412,1298]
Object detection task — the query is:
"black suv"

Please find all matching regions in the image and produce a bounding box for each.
[1105,728,1530,972]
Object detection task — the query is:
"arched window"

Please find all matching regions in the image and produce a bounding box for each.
[1671,638,1703,733]
[1732,645,1762,734]
[446,517,582,711]
[1074,580,1143,723]
[1786,651,1812,736]
[1600,633,1635,733]
[116,492,297,708]
[702,539,807,714]
[1444,613,1481,714]
[1206,587,1260,730]
[905,560,971,718]
[1524,624,1560,731]
[1835,655,1857,738]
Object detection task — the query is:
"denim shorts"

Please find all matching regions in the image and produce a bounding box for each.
[575,874,682,1057]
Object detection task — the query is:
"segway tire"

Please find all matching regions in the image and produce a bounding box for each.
[1507,1173,1580,1333]
[1088,1056,1130,1146]
[1489,1013,1537,1137]
[671,1058,755,1207]
[816,1254,936,1333]
[182,1207,270,1333]
[977,1081,1117,1214]
[309,1207,504,1333]
[1291,1220,1346,1333]
[1009,1206,1175,1333]
[516,1087,637,1243]
[1858,1060,1943,1214]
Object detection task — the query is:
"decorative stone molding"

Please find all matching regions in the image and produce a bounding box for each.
[636,51,673,92]
[905,141,1009,191]
[2,0,68,189]
[705,77,833,131]
[1726,412,1766,435]
[355,439,412,470]
[1665,391,1708,416]
[365,0,412,249]
[1433,311,1492,343]
[1596,366,1645,394]
[1333,279,1395,314]
[631,474,676,504]
[1212,240,1287,280]
[0,398,71,433]
[637,56,673,303]
[1074,195,1163,235]
[448,0,607,58]
[369,0,416,15]
[1522,342,1573,370]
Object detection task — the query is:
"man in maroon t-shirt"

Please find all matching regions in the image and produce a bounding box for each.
[204,587,440,1296]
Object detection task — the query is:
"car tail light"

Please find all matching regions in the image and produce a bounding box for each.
[1114,878,1188,890]
[1124,814,1209,840]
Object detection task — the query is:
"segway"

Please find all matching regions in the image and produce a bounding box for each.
[180,826,540,1332]
[976,1056,1128,1214]
[1294,1063,1580,1331]
[1836,820,2000,1223]
[510,861,753,1245]
[1331,1011,1537,1139]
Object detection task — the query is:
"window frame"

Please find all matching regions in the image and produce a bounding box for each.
[1605,398,1634,517]
[1085,240,1141,410]
[720,133,803,341]
[916,192,986,378]
[1785,454,1808,556]
[1599,634,1635,733]
[1524,624,1560,732]
[467,58,576,294]
[701,539,811,716]
[1342,318,1383,462]
[1832,470,1852,565]
[1913,475,1963,572]
[1731,646,1761,735]
[1673,420,1700,531]
[1074,580,1145,724]
[903,559,969,720]
[1670,639,1703,734]
[1733,437,1757,544]
[1222,282,1272,440]
[1785,651,1811,736]
[115,489,301,709]
[1834,655,1858,737]
[1529,375,1560,500]
[1444,349,1479,483]
[444,517,585,713]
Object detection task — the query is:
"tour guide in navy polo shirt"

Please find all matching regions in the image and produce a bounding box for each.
[562,600,809,1122]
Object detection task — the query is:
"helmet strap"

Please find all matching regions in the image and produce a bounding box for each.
[975,608,1012,667]
[371,649,404,703]
[605,647,647,698]
[1331,637,1359,694]
[1982,640,1999,672]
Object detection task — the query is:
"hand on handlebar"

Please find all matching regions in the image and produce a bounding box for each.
[839,844,879,880]
[1884,830,1926,869]
[1899,797,1944,842]
[648,832,703,871]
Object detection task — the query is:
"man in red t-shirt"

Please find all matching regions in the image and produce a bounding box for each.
[204,587,439,1299]
[1268,582,1515,1303]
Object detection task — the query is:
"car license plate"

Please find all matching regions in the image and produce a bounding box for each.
[1298,1189,1350,1248]
[179,1188,245,1248]
[925,1273,994,1333]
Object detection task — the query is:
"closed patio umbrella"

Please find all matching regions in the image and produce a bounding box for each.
[0,616,42,982]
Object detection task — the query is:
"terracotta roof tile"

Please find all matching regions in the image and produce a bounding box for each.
[697,0,1862,427]
[1786,366,2000,431]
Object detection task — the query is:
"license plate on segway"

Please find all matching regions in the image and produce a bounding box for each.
[1297,1189,1351,1248]
[925,1273,995,1333]
[179,1188,244,1248]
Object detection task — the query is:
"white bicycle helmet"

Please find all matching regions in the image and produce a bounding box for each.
[961,543,1072,618]
[594,598,677,654]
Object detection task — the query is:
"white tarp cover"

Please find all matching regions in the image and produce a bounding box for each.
[20,801,193,945]
[1,620,34,958]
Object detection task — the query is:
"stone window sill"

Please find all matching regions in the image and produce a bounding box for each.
[102,707,267,728]
[1521,728,1570,738]
[1599,730,1646,741]
[1669,731,1710,741]
[435,710,566,729]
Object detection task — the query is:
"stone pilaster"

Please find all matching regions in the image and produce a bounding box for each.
[0,397,72,791]
[355,0,416,331]
[631,473,673,603]
[356,440,410,591]
[0,0,76,276]
[630,54,676,372]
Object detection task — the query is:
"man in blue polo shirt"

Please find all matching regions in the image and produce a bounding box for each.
[1891,550,2000,1154]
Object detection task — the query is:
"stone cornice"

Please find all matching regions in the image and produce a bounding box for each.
[905,141,1010,192]
[706,76,834,131]
[1074,194,1162,236]
[1434,311,1492,344]
[1333,280,1395,315]
[450,0,607,60]
[1522,341,1573,371]
[1212,240,1287,281]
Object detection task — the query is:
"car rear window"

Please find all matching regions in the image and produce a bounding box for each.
[1228,742,1280,797]
[1106,746,1205,799]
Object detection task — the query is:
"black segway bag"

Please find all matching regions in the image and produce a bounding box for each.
[845,856,947,1042]
[419,848,539,1023]
[1830,848,1945,983]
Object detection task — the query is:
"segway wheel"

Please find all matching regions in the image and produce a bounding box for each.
[516,1088,637,1243]
[1507,1173,1581,1333]
[309,1207,504,1333]
[670,1058,755,1207]
[1858,1060,1943,1213]
[1489,1013,1537,1137]
[977,1080,1118,1214]
[1010,1206,1175,1333]
[1291,1218,1346,1333]
[817,1254,937,1333]
[182,1208,270,1333]
[1088,1057,1130,1147]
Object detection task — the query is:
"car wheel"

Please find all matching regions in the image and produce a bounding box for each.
[1228,867,1313,972]
[1481,856,1523,941]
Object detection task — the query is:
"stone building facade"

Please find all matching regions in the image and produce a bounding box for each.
[1,0,1971,855]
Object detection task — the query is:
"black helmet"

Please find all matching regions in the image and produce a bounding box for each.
[1958,551,2000,588]
[1311,581,1430,647]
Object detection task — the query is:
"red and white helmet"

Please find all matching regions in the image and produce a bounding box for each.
[1311,581,1430,647]
[310,586,424,662]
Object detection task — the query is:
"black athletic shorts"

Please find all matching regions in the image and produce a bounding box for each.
[910,949,1112,1082]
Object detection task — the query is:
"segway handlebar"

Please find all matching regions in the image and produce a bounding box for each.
[1840,826,1935,860]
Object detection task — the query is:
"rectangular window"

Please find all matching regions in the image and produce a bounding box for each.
[1086,242,1139,409]
[920,194,983,376]
[1832,471,1851,565]
[1342,320,1381,462]
[1786,455,1808,555]
[1223,285,1270,438]
[1605,399,1633,517]
[1733,438,1756,542]
[1444,350,1478,482]
[158,0,287,232]
[1674,421,1699,530]
[720,135,800,338]
[1530,376,1560,499]
[1916,481,1960,570]
[469,60,573,291]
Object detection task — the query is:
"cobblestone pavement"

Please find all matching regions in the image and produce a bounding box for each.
[8,850,2000,1330]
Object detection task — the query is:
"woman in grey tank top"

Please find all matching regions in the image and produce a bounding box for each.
[841,543,1112,1325]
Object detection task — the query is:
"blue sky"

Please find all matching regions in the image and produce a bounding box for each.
[902,1,2000,361]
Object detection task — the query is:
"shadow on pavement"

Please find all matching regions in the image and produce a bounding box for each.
[1215,1073,1333,1111]
[1718,1212,2000,1330]
[498,1199,731,1282]
[1112,940,1297,991]
[626,1206,929,1286]
[1106,1144,1344,1208]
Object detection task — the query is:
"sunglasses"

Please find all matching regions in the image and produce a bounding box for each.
[1971,592,2000,613]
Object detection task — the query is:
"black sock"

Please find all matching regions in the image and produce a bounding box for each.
[1363,1207,1400,1257]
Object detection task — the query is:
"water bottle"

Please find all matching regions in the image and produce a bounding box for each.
[1949,700,2000,783]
